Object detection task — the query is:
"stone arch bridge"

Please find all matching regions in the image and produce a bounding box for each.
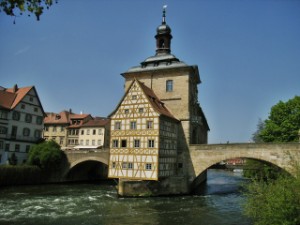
[188,143,300,186]
[63,143,300,184]
[63,149,109,179]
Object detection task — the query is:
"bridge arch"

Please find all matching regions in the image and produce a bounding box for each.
[189,143,300,186]
[69,156,109,169]
[63,150,110,181]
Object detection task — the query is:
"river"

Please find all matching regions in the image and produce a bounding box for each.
[0,169,252,225]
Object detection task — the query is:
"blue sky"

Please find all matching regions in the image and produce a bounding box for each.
[1,0,299,144]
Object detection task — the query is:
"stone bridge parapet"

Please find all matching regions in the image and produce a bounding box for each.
[189,143,300,182]
[63,149,110,176]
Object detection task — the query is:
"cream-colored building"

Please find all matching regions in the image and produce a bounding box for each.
[76,118,110,150]
[109,8,209,181]
[0,85,45,164]
[43,110,110,150]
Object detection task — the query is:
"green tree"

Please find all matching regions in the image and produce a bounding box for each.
[252,118,265,143]
[0,0,57,21]
[243,159,286,180]
[244,162,300,225]
[27,140,64,171]
[258,96,300,143]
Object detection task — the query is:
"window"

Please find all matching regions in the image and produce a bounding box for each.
[122,162,127,169]
[147,121,153,129]
[112,162,116,168]
[44,126,49,131]
[60,138,64,145]
[112,139,119,148]
[53,126,57,132]
[98,129,102,135]
[25,114,32,123]
[130,121,136,130]
[166,80,173,92]
[34,107,38,112]
[26,145,30,153]
[145,163,152,170]
[21,104,25,109]
[12,111,20,121]
[124,109,129,114]
[29,97,33,102]
[36,116,43,125]
[0,126,7,134]
[34,130,41,138]
[115,121,121,130]
[148,139,155,148]
[93,129,96,135]
[5,143,10,152]
[81,130,84,135]
[134,139,140,148]
[128,162,133,169]
[132,95,137,100]
[0,110,8,119]
[121,140,127,148]
[61,126,64,132]
[87,129,90,135]
[139,108,144,113]
[23,128,30,136]
[0,141,3,149]
[97,139,102,145]
[122,162,133,169]
[15,144,20,152]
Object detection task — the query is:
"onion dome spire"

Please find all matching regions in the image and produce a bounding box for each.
[155,5,172,55]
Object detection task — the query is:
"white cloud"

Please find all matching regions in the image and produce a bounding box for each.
[14,46,31,56]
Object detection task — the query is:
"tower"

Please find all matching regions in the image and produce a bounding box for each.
[121,6,209,149]
[109,7,209,196]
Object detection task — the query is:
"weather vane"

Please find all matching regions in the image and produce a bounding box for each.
[162,5,167,24]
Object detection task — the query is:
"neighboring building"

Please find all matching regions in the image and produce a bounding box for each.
[67,113,93,148]
[0,84,45,164]
[43,110,72,147]
[43,110,109,150]
[109,79,179,180]
[108,8,209,181]
[76,117,110,150]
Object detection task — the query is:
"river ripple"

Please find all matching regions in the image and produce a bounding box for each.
[0,169,252,225]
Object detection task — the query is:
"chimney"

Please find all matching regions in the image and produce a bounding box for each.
[13,84,18,93]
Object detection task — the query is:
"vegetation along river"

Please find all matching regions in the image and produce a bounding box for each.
[0,169,252,225]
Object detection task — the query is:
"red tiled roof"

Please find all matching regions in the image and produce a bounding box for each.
[6,86,33,109]
[81,118,110,127]
[44,111,70,124]
[0,85,41,111]
[137,80,178,121]
[0,91,15,109]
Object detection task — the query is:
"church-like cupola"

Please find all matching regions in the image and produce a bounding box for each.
[155,5,172,55]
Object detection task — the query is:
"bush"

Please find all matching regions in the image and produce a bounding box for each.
[243,162,300,225]
[27,140,65,172]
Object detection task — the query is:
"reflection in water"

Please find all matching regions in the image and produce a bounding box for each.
[0,169,252,225]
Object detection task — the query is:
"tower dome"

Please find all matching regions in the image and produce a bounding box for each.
[155,5,172,55]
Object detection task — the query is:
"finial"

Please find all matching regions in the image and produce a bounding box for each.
[162,5,167,24]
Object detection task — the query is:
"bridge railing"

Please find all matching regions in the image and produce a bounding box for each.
[189,142,300,151]
[63,148,110,154]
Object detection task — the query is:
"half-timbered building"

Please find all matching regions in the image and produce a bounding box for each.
[109,79,179,180]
